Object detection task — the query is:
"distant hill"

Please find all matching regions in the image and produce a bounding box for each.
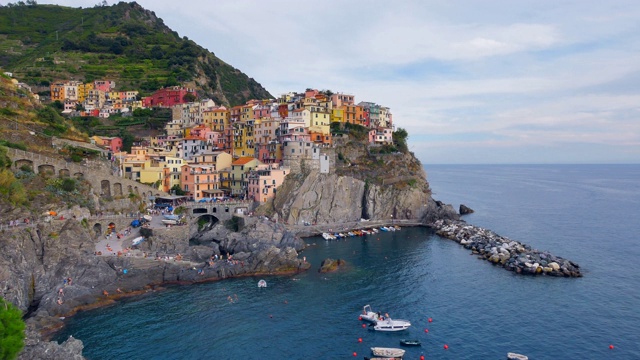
[0,1,272,106]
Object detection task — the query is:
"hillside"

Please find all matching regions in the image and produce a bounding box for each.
[0,1,272,106]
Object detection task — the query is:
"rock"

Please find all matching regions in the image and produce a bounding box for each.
[459,204,475,215]
[548,262,560,271]
[318,258,346,273]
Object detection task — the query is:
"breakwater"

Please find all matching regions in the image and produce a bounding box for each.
[433,219,582,277]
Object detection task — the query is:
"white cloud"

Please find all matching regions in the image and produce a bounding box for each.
[35,0,640,163]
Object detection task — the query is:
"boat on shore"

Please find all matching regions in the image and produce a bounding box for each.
[163,214,180,221]
[371,347,405,358]
[143,215,152,222]
[161,219,177,225]
[131,236,144,246]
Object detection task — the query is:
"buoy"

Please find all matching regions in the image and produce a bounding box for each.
[359,316,362,320]
[428,317,433,323]
[358,338,362,343]
[420,356,425,360]
[269,315,273,318]
[424,329,429,333]
[444,344,449,350]
[353,352,357,357]
[609,345,614,349]
[362,324,366,328]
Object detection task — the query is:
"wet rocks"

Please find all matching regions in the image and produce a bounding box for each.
[432,220,582,277]
[459,204,475,215]
[318,258,347,273]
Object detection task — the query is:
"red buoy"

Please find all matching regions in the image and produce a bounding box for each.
[428,317,433,323]
[609,345,614,350]
[420,356,425,360]
[358,338,362,343]
[359,316,362,321]
[362,324,366,328]
[424,329,429,333]
[444,344,449,350]
[353,352,357,357]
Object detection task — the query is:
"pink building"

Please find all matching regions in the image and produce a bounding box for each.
[94,80,115,92]
[190,125,220,147]
[246,164,289,203]
[142,86,197,108]
[368,128,393,145]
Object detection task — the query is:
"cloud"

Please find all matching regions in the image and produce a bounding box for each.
[35,0,640,163]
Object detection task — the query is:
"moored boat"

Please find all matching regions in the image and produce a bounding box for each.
[161,219,177,225]
[359,304,378,322]
[371,317,411,331]
[163,214,179,221]
[257,279,267,288]
[131,236,144,246]
[400,339,421,346]
[371,347,405,358]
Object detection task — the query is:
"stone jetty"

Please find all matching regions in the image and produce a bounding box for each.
[433,220,582,277]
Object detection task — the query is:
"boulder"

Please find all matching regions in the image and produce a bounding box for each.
[459,204,475,215]
[548,262,560,271]
[318,258,346,273]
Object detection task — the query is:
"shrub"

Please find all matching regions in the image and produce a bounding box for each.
[0,297,25,360]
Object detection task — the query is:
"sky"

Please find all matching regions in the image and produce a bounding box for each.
[34,0,640,164]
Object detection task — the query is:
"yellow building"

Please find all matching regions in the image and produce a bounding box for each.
[331,107,344,124]
[78,82,94,103]
[203,106,229,132]
[230,157,262,197]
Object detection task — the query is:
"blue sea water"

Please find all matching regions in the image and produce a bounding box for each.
[55,164,640,359]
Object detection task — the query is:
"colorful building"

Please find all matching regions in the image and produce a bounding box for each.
[142,86,197,108]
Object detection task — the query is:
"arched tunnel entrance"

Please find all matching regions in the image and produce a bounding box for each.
[189,214,221,247]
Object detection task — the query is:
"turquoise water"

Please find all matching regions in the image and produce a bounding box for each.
[56,165,640,359]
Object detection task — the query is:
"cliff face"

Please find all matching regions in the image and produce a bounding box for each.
[270,148,458,226]
[0,216,306,359]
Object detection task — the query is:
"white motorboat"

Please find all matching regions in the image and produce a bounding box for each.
[161,219,177,225]
[371,317,411,331]
[143,215,152,222]
[257,279,267,288]
[371,347,406,358]
[163,214,180,221]
[322,233,334,240]
[359,304,378,322]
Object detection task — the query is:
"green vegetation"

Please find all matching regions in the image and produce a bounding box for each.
[0,147,27,205]
[0,2,272,106]
[393,127,409,153]
[0,140,27,151]
[0,297,25,360]
[170,184,186,196]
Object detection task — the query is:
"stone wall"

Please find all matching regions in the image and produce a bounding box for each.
[6,148,166,199]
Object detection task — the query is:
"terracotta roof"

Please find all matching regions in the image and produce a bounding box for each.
[232,157,257,165]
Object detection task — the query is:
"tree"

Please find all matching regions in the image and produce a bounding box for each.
[0,297,25,360]
[393,127,409,153]
[170,184,186,195]
[182,93,196,103]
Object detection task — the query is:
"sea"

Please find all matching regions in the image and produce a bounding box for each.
[55,164,640,359]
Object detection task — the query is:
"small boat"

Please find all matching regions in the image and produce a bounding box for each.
[371,228,379,233]
[322,233,333,240]
[257,279,267,288]
[163,214,180,221]
[143,214,152,222]
[394,225,401,230]
[364,357,402,360]
[359,304,378,322]
[371,347,405,358]
[371,317,411,331]
[161,219,177,225]
[131,236,144,246]
[400,339,421,346]
[380,226,389,232]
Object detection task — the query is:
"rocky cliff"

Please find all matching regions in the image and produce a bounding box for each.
[268,146,458,226]
[0,216,307,359]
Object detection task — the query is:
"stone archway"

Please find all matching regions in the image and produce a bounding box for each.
[113,183,123,197]
[14,159,33,172]
[38,164,55,178]
[93,223,102,239]
[59,168,70,178]
[101,180,111,197]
